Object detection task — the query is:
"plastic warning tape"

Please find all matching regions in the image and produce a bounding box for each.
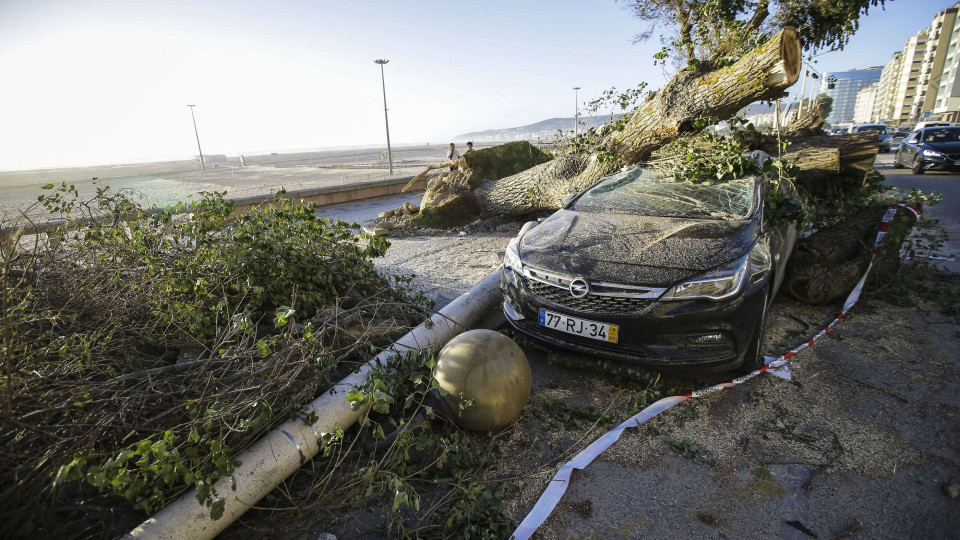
[511,204,920,540]
[906,254,956,261]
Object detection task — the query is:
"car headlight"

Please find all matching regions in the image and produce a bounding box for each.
[660,242,770,301]
[503,238,522,272]
[923,149,944,158]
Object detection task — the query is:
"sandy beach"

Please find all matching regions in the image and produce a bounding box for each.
[0,143,483,218]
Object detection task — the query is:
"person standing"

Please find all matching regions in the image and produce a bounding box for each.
[447,143,461,171]
[465,141,474,153]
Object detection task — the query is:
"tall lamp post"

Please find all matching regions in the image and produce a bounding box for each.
[186,104,205,172]
[374,59,394,176]
[573,87,581,138]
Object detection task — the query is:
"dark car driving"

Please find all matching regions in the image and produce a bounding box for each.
[895,126,960,174]
[501,167,799,373]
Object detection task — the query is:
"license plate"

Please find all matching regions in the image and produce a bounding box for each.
[954,161,960,166]
[538,309,619,343]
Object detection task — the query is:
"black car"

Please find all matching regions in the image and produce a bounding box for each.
[894,126,960,174]
[500,167,799,373]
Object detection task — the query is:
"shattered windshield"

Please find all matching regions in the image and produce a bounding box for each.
[572,167,757,219]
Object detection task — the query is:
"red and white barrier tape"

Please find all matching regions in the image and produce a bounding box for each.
[511,204,921,540]
[906,254,956,262]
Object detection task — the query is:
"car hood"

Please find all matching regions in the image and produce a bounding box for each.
[922,141,960,154]
[519,209,758,287]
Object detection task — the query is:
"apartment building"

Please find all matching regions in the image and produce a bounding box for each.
[933,8,960,119]
[914,5,959,118]
[871,2,960,125]
[891,32,928,125]
[873,52,903,123]
[853,83,879,123]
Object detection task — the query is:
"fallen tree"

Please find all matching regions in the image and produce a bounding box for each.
[404,27,801,225]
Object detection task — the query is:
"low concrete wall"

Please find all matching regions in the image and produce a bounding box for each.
[3,174,429,238]
[230,174,426,216]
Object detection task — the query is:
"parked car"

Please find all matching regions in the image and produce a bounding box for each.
[894,126,960,174]
[850,124,892,152]
[500,167,800,373]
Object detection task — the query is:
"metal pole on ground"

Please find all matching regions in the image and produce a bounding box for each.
[374,59,394,176]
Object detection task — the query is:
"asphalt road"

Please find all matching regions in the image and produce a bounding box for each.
[877,144,960,273]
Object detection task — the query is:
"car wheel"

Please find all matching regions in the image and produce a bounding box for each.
[893,152,904,168]
[912,155,925,175]
[739,291,770,373]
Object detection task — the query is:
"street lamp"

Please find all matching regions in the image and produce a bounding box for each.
[573,87,581,138]
[374,59,394,175]
[186,104,205,172]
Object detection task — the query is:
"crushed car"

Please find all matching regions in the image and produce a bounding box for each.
[501,166,800,372]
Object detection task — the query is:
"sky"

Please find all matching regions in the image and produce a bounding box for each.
[1,0,958,171]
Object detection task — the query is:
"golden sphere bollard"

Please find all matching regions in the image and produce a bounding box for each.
[433,329,532,431]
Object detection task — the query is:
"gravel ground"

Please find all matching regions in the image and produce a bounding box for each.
[371,223,960,539]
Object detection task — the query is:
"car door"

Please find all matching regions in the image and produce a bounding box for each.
[899,130,922,164]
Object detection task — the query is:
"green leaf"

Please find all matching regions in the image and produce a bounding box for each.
[209,498,225,520]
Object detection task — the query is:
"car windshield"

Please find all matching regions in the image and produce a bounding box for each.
[857,125,887,134]
[572,167,756,219]
[922,127,960,142]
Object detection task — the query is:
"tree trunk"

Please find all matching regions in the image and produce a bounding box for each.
[604,27,801,164]
[469,27,801,217]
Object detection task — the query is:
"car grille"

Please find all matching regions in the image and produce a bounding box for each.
[945,152,960,161]
[520,265,666,314]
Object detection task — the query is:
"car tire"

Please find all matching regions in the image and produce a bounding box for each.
[893,152,904,168]
[912,155,925,175]
[739,291,770,373]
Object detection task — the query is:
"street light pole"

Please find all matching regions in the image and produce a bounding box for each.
[374,59,394,176]
[186,104,205,172]
[573,87,581,138]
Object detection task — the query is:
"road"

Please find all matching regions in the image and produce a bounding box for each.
[877,145,960,272]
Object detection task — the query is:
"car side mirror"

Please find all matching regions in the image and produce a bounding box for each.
[778,197,803,219]
[907,137,919,144]
[561,194,575,207]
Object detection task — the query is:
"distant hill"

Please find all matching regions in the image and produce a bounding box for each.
[454,115,615,142]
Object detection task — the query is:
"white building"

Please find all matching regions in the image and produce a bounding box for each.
[854,83,879,123]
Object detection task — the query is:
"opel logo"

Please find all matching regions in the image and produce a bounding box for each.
[569,277,590,298]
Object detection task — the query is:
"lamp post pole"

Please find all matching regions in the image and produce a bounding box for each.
[186,104,205,172]
[374,59,394,176]
[573,87,581,138]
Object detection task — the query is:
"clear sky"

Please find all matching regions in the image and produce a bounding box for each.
[1,0,957,171]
